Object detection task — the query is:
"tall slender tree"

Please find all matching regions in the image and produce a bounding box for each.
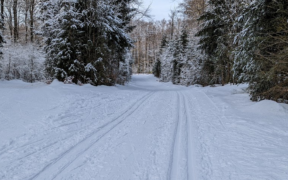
[13,0,18,42]
[0,0,4,54]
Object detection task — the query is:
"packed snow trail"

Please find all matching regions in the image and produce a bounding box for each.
[0,75,288,180]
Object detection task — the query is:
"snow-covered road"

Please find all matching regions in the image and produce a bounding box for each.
[0,75,288,180]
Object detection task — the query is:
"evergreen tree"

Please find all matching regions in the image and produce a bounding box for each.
[45,3,86,83]
[196,0,234,85]
[160,38,176,82]
[159,34,168,54]
[152,59,161,78]
[159,29,190,84]
[153,35,167,78]
[44,0,135,85]
[172,29,189,84]
[180,28,188,51]
[234,0,288,101]
[40,0,62,37]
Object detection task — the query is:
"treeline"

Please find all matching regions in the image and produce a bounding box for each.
[144,0,288,102]
[0,0,140,85]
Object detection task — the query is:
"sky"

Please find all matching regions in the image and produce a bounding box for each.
[142,0,181,21]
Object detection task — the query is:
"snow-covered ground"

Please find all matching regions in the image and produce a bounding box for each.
[0,74,288,180]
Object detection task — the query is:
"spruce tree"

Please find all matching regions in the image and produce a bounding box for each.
[180,28,188,51]
[172,29,189,84]
[45,3,86,83]
[160,38,176,82]
[234,0,288,101]
[196,0,233,85]
[153,35,167,78]
[44,0,135,85]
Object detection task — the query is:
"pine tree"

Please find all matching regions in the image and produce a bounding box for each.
[234,0,288,102]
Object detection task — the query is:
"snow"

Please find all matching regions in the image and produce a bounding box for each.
[242,100,287,116]
[0,74,288,180]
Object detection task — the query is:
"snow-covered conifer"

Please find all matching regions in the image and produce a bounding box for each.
[44,0,135,85]
[196,0,234,85]
[153,35,168,78]
[45,3,85,83]
[234,0,288,101]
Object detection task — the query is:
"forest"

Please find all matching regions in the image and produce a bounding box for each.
[0,1,288,178]
[0,0,287,102]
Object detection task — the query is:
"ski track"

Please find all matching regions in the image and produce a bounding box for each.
[168,92,190,180]
[167,92,181,180]
[1,92,147,156]
[0,91,153,180]
[168,91,203,180]
[30,92,154,180]
[48,92,155,180]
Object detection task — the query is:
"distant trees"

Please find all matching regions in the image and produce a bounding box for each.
[1,0,40,43]
[159,27,202,85]
[130,20,162,73]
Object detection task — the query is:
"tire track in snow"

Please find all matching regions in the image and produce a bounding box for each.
[28,91,155,180]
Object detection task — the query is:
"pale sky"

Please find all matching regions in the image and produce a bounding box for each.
[142,0,181,21]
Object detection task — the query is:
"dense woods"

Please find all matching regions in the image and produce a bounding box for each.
[0,0,287,102]
[133,0,288,102]
[0,0,137,85]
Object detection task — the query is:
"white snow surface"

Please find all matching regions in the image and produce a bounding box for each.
[0,74,288,180]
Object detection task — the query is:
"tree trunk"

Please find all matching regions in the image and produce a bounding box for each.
[13,0,18,43]
[1,0,4,19]
[25,0,29,43]
[137,38,141,73]
[221,65,225,86]
[30,0,35,42]
[8,8,13,37]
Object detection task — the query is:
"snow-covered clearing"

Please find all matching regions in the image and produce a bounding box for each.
[0,74,288,180]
